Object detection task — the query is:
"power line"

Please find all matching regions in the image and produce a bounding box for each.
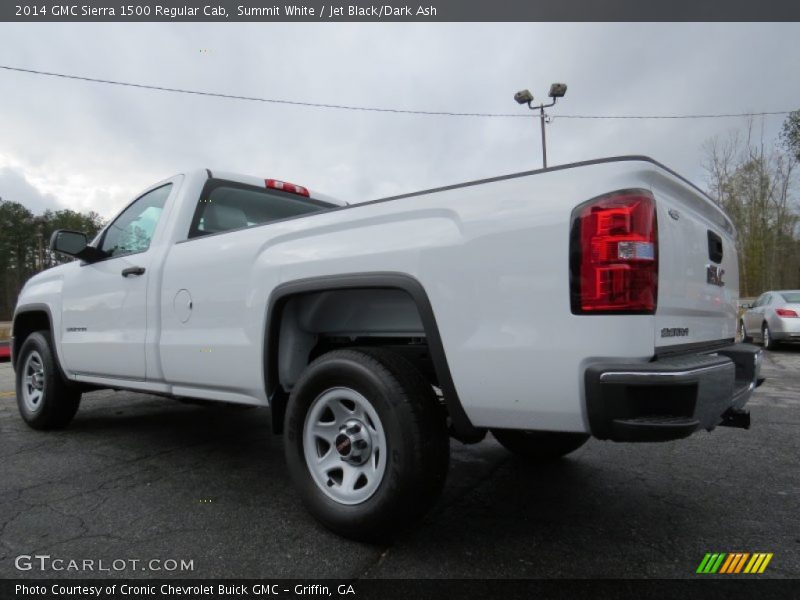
[555,111,794,120]
[0,64,796,120]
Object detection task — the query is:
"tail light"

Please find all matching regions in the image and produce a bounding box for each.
[570,189,658,314]
[776,308,799,318]
[266,178,310,197]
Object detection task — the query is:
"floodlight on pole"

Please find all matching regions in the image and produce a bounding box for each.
[548,83,567,98]
[514,83,567,168]
[514,89,534,105]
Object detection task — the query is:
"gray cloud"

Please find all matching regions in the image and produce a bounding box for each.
[0,22,798,218]
[0,167,63,214]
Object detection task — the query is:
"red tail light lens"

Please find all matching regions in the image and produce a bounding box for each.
[776,308,799,318]
[570,189,658,314]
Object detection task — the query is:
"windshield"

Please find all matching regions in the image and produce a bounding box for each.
[779,292,800,303]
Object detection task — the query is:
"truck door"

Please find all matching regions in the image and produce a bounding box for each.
[60,184,173,380]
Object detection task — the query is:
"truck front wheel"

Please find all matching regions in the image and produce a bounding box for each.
[16,331,81,430]
[284,348,449,542]
[491,429,589,461]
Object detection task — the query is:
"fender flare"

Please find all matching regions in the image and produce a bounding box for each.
[263,272,481,440]
[11,303,65,377]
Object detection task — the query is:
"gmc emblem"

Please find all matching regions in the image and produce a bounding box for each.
[707,265,725,287]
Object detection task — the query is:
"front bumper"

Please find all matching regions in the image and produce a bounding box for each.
[585,343,763,442]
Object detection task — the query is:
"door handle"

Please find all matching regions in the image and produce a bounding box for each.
[121,266,146,277]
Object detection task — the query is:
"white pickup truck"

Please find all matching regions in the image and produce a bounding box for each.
[11,157,763,540]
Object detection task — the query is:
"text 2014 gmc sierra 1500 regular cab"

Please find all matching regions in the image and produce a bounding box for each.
[11,156,763,540]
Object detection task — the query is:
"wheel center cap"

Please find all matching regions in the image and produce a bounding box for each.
[334,434,352,457]
[32,373,44,390]
[336,419,372,466]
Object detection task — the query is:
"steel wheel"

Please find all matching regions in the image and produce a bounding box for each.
[285,348,449,541]
[15,331,81,430]
[303,386,387,505]
[21,350,46,413]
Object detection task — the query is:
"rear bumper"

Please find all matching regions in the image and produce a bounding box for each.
[772,331,800,341]
[770,320,800,341]
[585,343,763,442]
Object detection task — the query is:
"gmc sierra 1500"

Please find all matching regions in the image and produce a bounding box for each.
[11,156,763,540]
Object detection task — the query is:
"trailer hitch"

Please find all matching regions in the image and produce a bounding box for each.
[719,408,751,430]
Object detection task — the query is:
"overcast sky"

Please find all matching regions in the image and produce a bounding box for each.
[0,22,798,218]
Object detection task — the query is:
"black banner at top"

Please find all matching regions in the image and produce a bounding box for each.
[3,0,800,22]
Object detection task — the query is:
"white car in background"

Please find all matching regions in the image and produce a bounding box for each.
[740,290,800,349]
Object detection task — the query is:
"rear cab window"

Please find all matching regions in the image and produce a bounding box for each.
[188,179,336,239]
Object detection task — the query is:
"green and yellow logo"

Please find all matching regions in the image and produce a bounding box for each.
[696,552,773,574]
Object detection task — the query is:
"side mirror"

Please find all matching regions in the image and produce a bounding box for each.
[50,230,106,263]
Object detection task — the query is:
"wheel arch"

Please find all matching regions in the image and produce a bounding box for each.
[263,272,479,440]
[11,304,55,371]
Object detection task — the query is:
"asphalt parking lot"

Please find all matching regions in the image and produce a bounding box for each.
[0,347,798,580]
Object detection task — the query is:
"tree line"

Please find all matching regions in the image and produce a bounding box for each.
[0,201,104,321]
[703,111,800,297]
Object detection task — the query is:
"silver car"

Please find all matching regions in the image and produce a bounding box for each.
[740,290,800,349]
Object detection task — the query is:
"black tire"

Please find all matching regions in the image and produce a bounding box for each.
[15,331,81,430]
[739,320,752,343]
[491,429,589,461]
[284,347,449,542]
[762,323,778,350]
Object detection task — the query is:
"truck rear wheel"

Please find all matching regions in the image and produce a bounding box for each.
[491,429,589,461]
[284,348,449,542]
[16,331,82,430]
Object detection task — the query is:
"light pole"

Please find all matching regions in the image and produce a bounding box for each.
[514,83,567,169]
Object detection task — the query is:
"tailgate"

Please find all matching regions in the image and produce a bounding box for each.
[650,169,738,350]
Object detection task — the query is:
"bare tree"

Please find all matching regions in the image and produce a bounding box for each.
[702,119,799,296]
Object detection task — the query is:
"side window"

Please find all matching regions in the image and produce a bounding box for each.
[100,184,172,258]
[189,181,334,239]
